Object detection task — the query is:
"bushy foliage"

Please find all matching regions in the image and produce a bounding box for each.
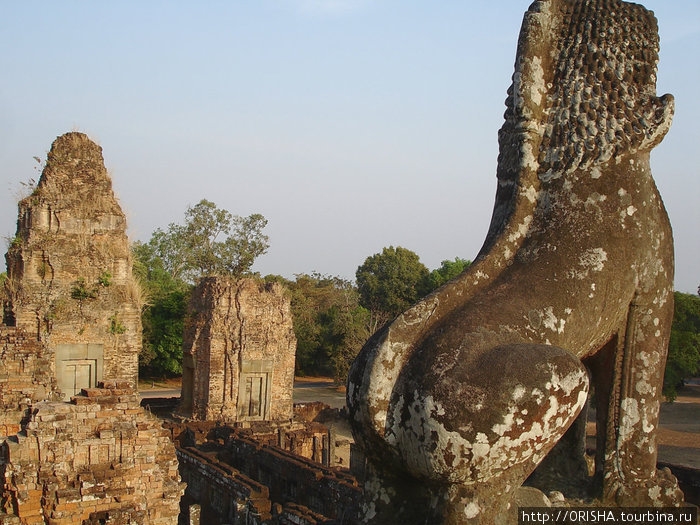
[148,199,269,283]
[356,246,432,332]
[70,278,98,301]
[427,257,471,290]
[267,273,370,382]
[323,303,371,383]
[663,291,700,401]
[133,242,191,377]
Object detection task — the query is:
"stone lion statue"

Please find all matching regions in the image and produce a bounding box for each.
[347,1,683,523]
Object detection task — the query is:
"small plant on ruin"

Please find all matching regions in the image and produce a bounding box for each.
[43,307,55,322]
[9,236,22,249]
[109,313,127,335]
[71,278,97,301]
[48,298,67,318]
[97,271,112,287]
[12,165,38,202]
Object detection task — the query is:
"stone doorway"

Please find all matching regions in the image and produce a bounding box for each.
[237,360,273,421]
[63,360,95,397]
[55,343,104,400]
[242,375,265,418]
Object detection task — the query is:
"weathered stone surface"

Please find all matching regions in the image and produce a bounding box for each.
[0,384,183,524]
[4,132,141,395]
[347,1,682,523]
[171,422,361,524]
[179,277,296,423]
[0,132,183,524]
[0,326,59,435]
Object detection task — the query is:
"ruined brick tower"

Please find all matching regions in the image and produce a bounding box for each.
[179,277,296,423]
[0,133,183,524]
[4,132,141,398]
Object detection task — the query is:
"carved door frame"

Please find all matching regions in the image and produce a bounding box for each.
[237,359,273,421]
[55,343,104,401]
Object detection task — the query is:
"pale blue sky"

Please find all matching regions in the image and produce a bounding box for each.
[2,1,699,292]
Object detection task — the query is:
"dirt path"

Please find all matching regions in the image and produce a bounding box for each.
[651,383,699,468]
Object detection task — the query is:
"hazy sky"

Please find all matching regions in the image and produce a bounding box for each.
[2,1,699,293]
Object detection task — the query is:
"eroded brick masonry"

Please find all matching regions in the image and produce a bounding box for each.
[0,133,183,524]
[4,132,141,396]
[1,381,182,524]
[179,277,296,423]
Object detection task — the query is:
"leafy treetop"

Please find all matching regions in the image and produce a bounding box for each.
[356,246,431,331]
[427,257,472,290]
[147,199,269,283]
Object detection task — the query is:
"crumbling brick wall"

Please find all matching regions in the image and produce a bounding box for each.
[219,434,359,520]
[173,425,361,525]
[0,381,183,524]
[240,423,334,465]
[4,132,141,395]
[178,446,272,524]
[179,277,296,423]
[167,419,334,466]
[0,326,58,436]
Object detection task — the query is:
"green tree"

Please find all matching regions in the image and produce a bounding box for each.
[268,273,370,382]
[135,199,268,375]
[663,291,700,401]
[427,257,472,291]
[322,303,370,383]
[266,273,322,375]
[133,242,191,377]
[149,199,269,283]
[356,246,431,332]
